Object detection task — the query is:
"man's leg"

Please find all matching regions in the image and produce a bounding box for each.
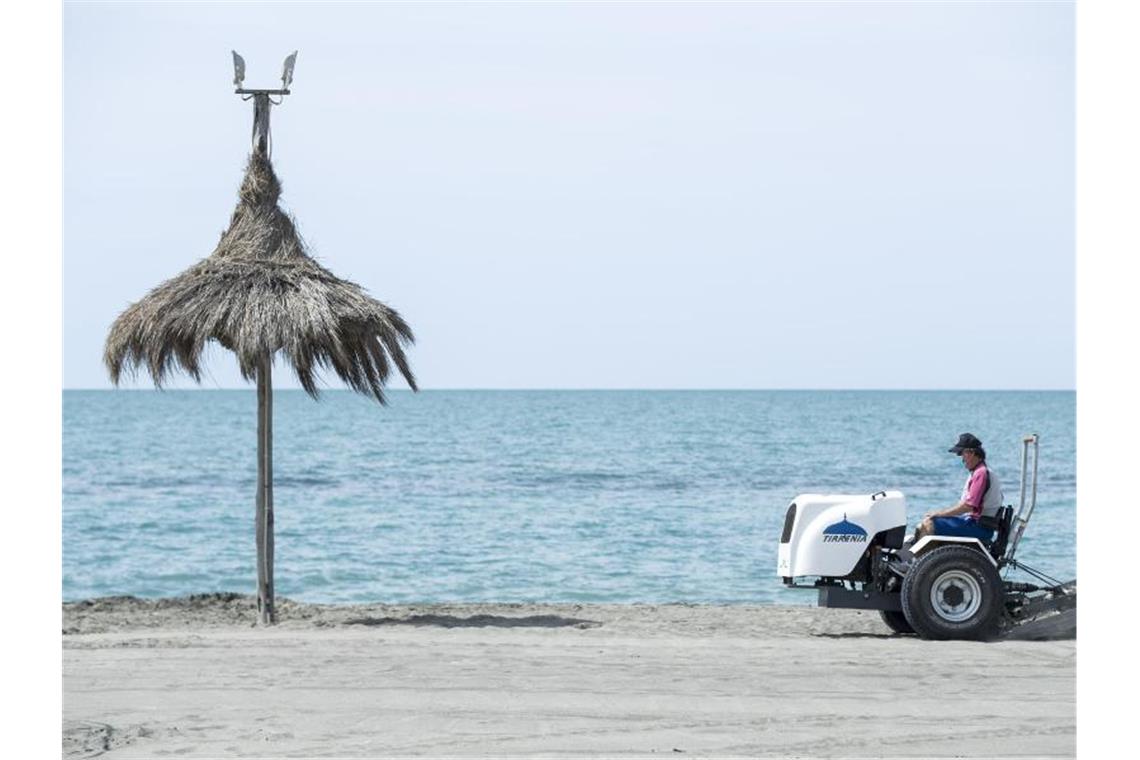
[927,516,995,542]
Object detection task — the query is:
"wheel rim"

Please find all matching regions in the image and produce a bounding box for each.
[929,570,982,622]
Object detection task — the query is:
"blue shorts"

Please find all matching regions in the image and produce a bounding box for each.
[930,515,995,542]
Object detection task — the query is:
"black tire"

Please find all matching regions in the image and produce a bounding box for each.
[901,545,1003,641]
[879,608,915,635]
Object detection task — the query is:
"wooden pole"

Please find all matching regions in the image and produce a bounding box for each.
[256,353,276,625]
[250,92,275,626]
[253,93,271,155]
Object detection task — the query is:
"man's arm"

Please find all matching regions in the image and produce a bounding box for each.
[926,468,986,520]
[926,501,973,519]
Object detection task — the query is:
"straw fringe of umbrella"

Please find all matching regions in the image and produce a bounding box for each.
[105,151,417,402]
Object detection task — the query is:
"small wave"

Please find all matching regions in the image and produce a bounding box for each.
[494,471,625,491]
[498,470,698,493]
[101,476,226,489]
[275,476,341,487]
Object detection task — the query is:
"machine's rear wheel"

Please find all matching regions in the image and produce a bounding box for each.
[879,609,914,634]
[901,545,1003,640]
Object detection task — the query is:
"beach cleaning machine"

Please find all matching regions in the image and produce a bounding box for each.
[777,434,1075,640]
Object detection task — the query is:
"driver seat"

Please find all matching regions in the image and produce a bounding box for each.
[982,505,1015,562]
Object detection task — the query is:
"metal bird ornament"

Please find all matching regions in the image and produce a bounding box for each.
[282,51,297,90]
[232,51,246,89]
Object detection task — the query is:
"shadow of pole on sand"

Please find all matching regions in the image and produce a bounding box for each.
[343,614,602,630]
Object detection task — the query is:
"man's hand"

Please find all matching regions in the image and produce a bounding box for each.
[938,502,973,519]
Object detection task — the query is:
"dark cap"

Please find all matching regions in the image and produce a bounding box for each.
[949,433,983,454]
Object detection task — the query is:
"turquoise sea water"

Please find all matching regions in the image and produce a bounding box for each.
[63,390,1075,604]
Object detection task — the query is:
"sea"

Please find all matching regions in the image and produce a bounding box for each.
[63,390,1075,605]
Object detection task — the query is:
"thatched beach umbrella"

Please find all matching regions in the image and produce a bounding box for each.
[104,53,417,625]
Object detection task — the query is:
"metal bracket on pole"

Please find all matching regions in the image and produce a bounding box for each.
[252,93,271,154]
[232,51,297,155]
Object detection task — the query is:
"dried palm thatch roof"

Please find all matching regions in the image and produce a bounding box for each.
[105,152,416,402]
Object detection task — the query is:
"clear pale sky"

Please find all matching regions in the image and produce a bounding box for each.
[64,1,1074,390]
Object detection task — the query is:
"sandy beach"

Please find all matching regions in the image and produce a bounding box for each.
[62,594,1075,758]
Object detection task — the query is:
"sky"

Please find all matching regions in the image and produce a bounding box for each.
[64,1,1075,390]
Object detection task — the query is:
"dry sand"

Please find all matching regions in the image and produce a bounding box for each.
[63,594,1075,758]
